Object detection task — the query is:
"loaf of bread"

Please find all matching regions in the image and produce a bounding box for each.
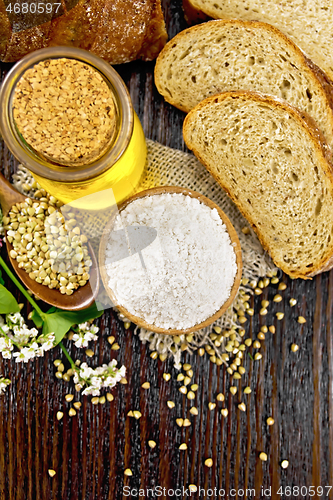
[155,20,333,152]
[183,0,333,81]
[0,0,167,64]
[183,91,333,279]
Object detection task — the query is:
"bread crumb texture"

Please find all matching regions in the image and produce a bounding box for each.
[155,20,333,149]
[186,0,333,80]
[105,193,237,329]
[183,92,333,278]
[13,58,117,165]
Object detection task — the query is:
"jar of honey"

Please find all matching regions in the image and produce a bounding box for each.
[0,47,147,210]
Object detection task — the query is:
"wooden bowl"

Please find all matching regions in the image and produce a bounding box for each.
[99,186,242,335]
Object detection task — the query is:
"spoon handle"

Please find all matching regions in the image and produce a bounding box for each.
[0,172,26,215]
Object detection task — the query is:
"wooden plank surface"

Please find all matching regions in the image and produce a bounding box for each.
[0,1,333,498]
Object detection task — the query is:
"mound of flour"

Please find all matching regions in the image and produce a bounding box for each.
[104,193,238,330]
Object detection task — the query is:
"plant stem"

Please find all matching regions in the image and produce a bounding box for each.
[59,341,76,370]
[0,256,45,318]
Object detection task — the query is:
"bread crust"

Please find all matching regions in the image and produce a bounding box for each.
[3,22,52,62]
[183,90,333,279]
[47,0,102,54]
[0,0,12,60]
[0,0,167,64]
[138,0,168,62]
[182,0,333,81]
[155,18,333,133]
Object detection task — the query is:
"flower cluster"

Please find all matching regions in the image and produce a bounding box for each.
[72,322,99,348]
[1,191,127,404]
[0,312,55,363]
[73,360,126,396]
[0,377,10,395]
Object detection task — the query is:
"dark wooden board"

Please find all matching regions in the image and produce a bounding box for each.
[0,1,333,498]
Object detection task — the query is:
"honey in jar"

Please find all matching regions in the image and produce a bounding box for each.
[0,47,147,210]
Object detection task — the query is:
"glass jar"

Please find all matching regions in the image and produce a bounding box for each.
[0,46,147,209]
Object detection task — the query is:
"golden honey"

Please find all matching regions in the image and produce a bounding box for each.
[32,113,146,208]
[0,47,147,210]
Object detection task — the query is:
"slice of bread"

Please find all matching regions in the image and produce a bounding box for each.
[183,91,333,278]
[183,0,333,82]
[155,20,333,152]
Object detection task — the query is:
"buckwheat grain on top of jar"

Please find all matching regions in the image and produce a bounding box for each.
[12,58,117,166]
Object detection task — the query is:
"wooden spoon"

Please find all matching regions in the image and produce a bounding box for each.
[99,186,242,335]
[0,172,99,310]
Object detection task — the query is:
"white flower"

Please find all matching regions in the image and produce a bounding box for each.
[1,350,12,359]
[72,322,99,348]
[39,333,55,352]
[12,325,31,345]
[82,386,101,396]
[72,335,87,348]
[94,365,106,376]
[73,359,126,397]
[0,311,56,362]
[103,376,117,389]
[78,322,89,330]
[29,328,39,338]
[6,312,25,328]
[0,378,10,395]
[35,347,44,357]
[0,337,13,352]
[0,324,10,334]
[0,337,13,359]
[13,347,34,363]
[118,365,126,378]
[12,337,54,363]
[85,331,98,341]
[90,376,103,389]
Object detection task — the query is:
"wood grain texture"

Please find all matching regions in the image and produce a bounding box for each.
[0,1,333,498]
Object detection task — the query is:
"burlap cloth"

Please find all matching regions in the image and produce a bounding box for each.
[12,139,277,367]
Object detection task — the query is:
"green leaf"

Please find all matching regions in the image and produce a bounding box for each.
[30,309,44,328]
[43,314,77,344]
[42,302,103,344]
[0,284,20,314]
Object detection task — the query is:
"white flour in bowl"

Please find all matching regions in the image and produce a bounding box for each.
[104,193,238,330]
